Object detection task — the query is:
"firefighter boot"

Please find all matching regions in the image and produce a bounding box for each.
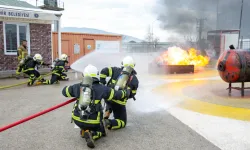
[80,129,85,138]
[102,119,112,131]
[84,130,95,148]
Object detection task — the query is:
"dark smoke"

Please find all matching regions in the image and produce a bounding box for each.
[156,0,218,36]
[156,0,250,38]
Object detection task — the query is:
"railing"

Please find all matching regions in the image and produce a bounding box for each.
[19,0,64,10]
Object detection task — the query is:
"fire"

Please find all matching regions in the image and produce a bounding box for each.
[156,46,210,67]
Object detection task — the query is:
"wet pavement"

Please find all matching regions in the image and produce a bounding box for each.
[0,71,221,150]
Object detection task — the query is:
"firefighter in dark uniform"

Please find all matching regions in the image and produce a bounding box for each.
[100,56,139,130]
[62,64,130,148]
[16,40,28,79]
[22,54,50,86]
[43,54,69,85]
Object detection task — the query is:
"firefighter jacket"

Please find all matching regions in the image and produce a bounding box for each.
[62,78,128,124]
[100,66,139,105]
[17,45,28,62]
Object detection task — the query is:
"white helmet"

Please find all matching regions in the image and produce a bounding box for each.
[83,64,99,78]
[59,54,68,61]
[33,54,43,61]
[122,56,135,68]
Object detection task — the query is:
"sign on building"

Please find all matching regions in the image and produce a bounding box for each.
[74,44,80,54]
[87,45,91,50]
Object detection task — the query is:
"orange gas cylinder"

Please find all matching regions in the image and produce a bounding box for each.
[217,49,250,83]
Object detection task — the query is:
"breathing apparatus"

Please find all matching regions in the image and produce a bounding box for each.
[114,66,133,91]
[78,75,93,120]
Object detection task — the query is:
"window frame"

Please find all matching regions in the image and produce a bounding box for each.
[3,22,30,55]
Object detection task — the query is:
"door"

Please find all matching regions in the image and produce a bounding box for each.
[61,40,70,65]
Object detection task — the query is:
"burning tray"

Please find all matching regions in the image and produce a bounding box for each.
[149,63,194,74]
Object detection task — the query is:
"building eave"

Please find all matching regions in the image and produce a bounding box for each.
[0,5,63,15]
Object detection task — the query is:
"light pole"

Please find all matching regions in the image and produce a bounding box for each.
[151,19,158,42]
[238,0,244,49]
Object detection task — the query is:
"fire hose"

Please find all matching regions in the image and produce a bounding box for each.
[0,72,52,90]
[0,98,77,132]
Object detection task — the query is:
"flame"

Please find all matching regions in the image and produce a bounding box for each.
[156,46,210,67]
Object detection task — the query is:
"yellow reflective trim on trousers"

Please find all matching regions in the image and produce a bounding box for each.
[121,120,125,127]
[112,99,127,105]
[112,79,116,83]
[111,119,124,129]
[108,67,112,76]
[23,68,35,72]
[100,74,107,78]
[72,112,100,124]
[66,86,72,97]
[108,89,114,100]
[121,91,125,99]
[132,90,136,94]
[93,132,102,140]
[53,72,61,76]
[94,99,100,104]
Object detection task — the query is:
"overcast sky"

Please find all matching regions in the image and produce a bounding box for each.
[62,0,168,41]
[28,0,169,41]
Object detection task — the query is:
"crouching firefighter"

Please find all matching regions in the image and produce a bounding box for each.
[62,64,131,148]
[43,54,69,85]
[100,56,139,130]
[21,54,50,86]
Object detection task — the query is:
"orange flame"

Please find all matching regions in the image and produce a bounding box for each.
[156,46,210,67]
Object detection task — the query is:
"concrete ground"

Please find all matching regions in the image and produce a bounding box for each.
[0,72,220,150]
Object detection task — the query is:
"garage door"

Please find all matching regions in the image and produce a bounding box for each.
[95,41,120,53]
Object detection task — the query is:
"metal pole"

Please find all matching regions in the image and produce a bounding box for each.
[238,0,244,48]
[216,0,219,30]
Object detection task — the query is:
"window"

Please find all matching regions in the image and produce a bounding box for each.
[4,22,29,55]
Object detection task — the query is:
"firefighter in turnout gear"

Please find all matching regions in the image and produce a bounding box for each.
[43,54,69,85]
[16,40,28,79]
[62,64,131,148]
[22,54,50,86]
[100,56,139,130]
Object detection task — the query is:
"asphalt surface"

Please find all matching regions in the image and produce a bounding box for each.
[0,73,220,150]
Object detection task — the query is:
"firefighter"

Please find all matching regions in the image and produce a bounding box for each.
[43,54,69,85]
[62,64,130,148]
[16,40,28,79]
[22,54,50,86]
[100,56,139,130]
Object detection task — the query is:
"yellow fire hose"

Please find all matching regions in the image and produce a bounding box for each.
[0,72,52,90]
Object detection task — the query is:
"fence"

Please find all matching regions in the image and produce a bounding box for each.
[122,42,174,53]
[19,0,64,9]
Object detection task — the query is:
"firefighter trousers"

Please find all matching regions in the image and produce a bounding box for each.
[16,64,23,75]
[73,112,105,140]
[43,73,67,84]
[23,70,43,85]
[107,102,127,130]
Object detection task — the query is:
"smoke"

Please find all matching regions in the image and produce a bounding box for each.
[70,50,157,75]
[156,0,218,36]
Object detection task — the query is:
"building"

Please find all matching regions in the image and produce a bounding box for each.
[52,32,123,66]
[217,0,250,38]
[0,0,63,71]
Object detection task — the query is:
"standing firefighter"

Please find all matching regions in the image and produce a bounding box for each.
[100,56,139,130]
[62,64,130,148]
[43,54,69,85]
[22,54,50,86]
[16,40,28,79]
